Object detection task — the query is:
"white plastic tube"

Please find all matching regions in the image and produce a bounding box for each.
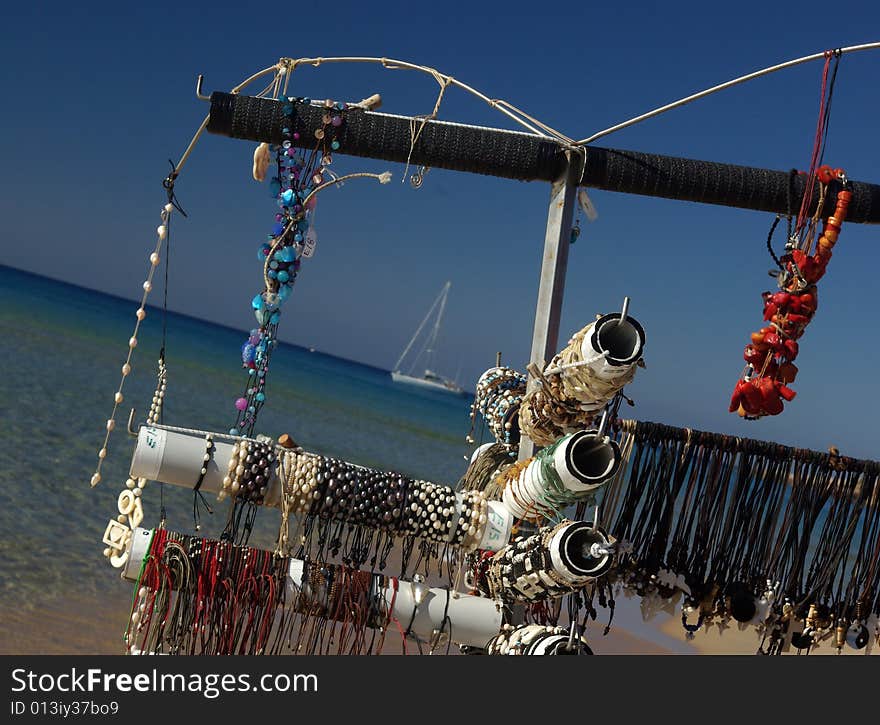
[547,521,613,582]
[129,426,512,551]
[584,313,646,367]
[287,560,502,649]
[487,521,614,602]
[502,431,621,520]
[488,624,593,655]
[122,527,502,649]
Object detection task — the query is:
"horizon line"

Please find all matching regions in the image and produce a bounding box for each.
[0,262,409,380]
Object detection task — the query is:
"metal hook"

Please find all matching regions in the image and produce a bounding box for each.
[567,618,578,651]
[195,75,211,102]
[615,296,630,327]
[410,165,430,189]
[596,407,609,438]
[126,408,140,438]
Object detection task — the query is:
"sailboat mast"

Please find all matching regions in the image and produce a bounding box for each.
[392,283,448,372]
[424,281,450,368]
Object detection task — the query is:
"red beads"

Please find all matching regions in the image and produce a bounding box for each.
[730,168,849,418]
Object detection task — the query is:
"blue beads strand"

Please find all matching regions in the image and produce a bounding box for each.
[229,94,345,439]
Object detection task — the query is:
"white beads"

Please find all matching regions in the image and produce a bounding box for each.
[97,201,174,568]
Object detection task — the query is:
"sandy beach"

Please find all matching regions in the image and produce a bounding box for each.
[0,588,676,655]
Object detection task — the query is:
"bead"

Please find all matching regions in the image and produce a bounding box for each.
[106,419,115,431]
[142,281,152,292]
[91,472,102,486]
[150,252,160,266]
[129,337,138,348]
[115,392,124,404]
[98,447,107,459]
[135,308,146,321]
[157,225,167,239]
[122,363,131,376]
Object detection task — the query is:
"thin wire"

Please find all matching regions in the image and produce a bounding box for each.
[577,42,880,146]
[173,43,880,184]
[279,56,565,141]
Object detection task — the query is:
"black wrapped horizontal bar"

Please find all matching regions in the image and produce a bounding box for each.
[207,92,880,223]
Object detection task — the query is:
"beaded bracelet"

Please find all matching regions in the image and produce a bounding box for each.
[219,439,248,501]
[469,367,527,453]
[271,450,493,548]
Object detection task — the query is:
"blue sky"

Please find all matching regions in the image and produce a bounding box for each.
[3,0,880,457]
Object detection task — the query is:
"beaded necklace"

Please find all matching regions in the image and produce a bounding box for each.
[731,167,851,419]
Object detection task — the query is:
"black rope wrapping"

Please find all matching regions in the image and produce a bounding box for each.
[207,92,880,223]
[208,92,564,182]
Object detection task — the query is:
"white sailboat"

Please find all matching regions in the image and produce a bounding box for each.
[391,281,465,395]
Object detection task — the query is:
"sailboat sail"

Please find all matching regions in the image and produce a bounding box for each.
[391,282,464,395]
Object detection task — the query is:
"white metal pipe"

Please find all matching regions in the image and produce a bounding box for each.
[129,425,512,551]
[518,165,579,462]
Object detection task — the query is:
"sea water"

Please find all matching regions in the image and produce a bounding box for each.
[0,265,691,654]
[0,265,482,647]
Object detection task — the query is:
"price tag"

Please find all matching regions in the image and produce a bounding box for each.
[302,227,317,258]
[578,189,598,222]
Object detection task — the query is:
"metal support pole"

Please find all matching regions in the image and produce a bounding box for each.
[518,159,579,461]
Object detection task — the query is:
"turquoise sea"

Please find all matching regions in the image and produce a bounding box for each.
[0,264,690,654]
